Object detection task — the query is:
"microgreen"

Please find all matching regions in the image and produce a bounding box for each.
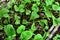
[30,23,37,32]
[20,31,33,40]
[46,0,54,6]
[0,8,9,18]
[30,11,39,20]
[4,24,16,36]
[33,34,43,40]
[53,34,60,40]
[17,25,25,34]
[0,0,60,40]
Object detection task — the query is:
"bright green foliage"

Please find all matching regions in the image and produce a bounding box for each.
[33,34,43,40]
[30,11,39,20]
[57,18,60,22]
[3,13,10,18]
[4,37,12,40]
[17,25,25,34]
[52,16,58,26]
[22,19,28,24]
[20,31,33,40]
[46,0,54,6]
[52,4,60,11]
[30,23,37,32]
[39,19,49,30]
[32,4,39,12]
[43,32,49,40]
[0,25,3,30]
[14,14,20,25]
[53,34,60,40]
[4,24,16,36]
[15,19,20,25]
[14,5,19,11]
[0,0,60,40]
[4,19,8,24]
[44,7,53,18]
[19,4,25,13]
[24,0,31,3]
[0,8,9,18]
[10,0,15,3]
[26,10,31,15]
[14,14,20,20]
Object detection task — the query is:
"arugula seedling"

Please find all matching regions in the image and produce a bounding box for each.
[30,11,39,20]
[17,25,25,34]
[53,34,60,40]
[0,8,9,18]
[4,19,8,24]
[52,4,60,11]
[39,19,49,30]
[32,4,39,12]
[10,0,15,3]
[15,19,20,25]
[33,34,43,40]
[22,19,28,24]
[20,31,33,40]
[30,23,37,32]
[14,5,19,11]
[14,14,20,20]
[4,24,16,37]
[26,9,31,15]
[4,37,12,40]
[24,0,31,3]
[19,4,25,13]
[46,0,54,6]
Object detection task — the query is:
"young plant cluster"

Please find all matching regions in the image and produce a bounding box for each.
[0,0,60,40]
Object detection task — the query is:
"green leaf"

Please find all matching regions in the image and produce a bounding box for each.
[26,10,31,15]
[3,14,10,18]
[53,19,58,26]
[0,25,3,30]
[24,0,31,3]
[44,7,53,18]
[52,16,58,26]
[22,19,28,24]
[32,4,39,12]
[33,34,43,40]
[20,31,33,40]
[31,23,37,32]
[4,37,12,40]
[57,18,60,22]
[46,0,54,6]
[30,11,39,20]
[39,19,48,27]
[4,24,16,36]
[52,4,60,11]
[55,2,59,6]
[19,4,25,13]
[0,8,9,18]
[15,19,20,25]
[14,5,19,11]
[53,34,60,40]
[14,14,20,20]
[43,32,49,40]
[45,26,49,30]
[4,19,8,24]
[10,0,15,3]
[36,1,40,6]
[17,25,25,34]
